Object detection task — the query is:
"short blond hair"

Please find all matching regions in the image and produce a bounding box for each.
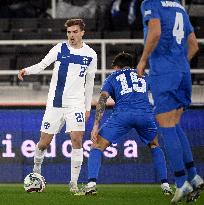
[64,18,85,31]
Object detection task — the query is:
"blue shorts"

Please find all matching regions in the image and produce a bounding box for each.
[150,72,192,114]
[99,110,157,144]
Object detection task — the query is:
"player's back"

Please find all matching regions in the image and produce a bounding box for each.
[141,0,193,75]
[102,68,152,113]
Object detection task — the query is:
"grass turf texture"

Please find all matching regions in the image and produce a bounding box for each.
[0,184,203,205]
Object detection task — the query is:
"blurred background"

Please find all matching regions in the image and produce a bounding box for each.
[0,0,203,184]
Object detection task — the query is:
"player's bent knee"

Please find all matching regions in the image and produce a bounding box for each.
[92,139,110,151]
[156,110,178,127]
[92,144,107,151]
[149,140,159,148]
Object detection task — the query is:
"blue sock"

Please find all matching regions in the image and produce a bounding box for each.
[88,148,102,182]
[151,146,168,183]
[176,124,197,181]
[159,127,187,188]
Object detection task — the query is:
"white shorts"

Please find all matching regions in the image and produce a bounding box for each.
[40,106,86,134]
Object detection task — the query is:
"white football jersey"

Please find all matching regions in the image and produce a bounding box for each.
[25,42,97,110]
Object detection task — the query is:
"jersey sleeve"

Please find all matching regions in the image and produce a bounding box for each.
[25,43,61,75]
[186,15,194,36]
[85,52,97,111]
[101,76,114,97]
[141,0,160,24]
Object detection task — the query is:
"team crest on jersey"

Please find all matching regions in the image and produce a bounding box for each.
[83,57,89,65]
[44,122,50,129]
[144,10,151,16]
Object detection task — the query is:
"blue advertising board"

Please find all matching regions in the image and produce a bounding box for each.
[0,108,204,184]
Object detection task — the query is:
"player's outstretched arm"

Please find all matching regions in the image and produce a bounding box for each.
[18,44,59,78]
[18,68,27,81]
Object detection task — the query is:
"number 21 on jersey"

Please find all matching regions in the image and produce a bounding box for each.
[173,12,184,44]
[116,72,146,95]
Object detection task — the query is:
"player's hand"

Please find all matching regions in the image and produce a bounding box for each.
[18,68,26,81]
[137,60,146,77]
[91,124,99,143]
[85,111,90,122]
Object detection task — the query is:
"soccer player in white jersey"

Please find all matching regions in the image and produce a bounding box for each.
[18,18,97,193]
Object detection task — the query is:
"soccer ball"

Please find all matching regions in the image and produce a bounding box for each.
[24,173,46,193]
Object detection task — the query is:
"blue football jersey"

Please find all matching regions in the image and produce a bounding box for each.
[101,68,152,112]
[141,0,194,75]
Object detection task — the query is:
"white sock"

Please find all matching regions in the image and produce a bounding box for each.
[71,148,83,185]
[33,144,46,174]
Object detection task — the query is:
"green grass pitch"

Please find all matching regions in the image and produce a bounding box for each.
[0,184,203,205]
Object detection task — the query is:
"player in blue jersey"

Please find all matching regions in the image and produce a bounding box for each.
[138,0,204,203]
[76,52,173,196]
